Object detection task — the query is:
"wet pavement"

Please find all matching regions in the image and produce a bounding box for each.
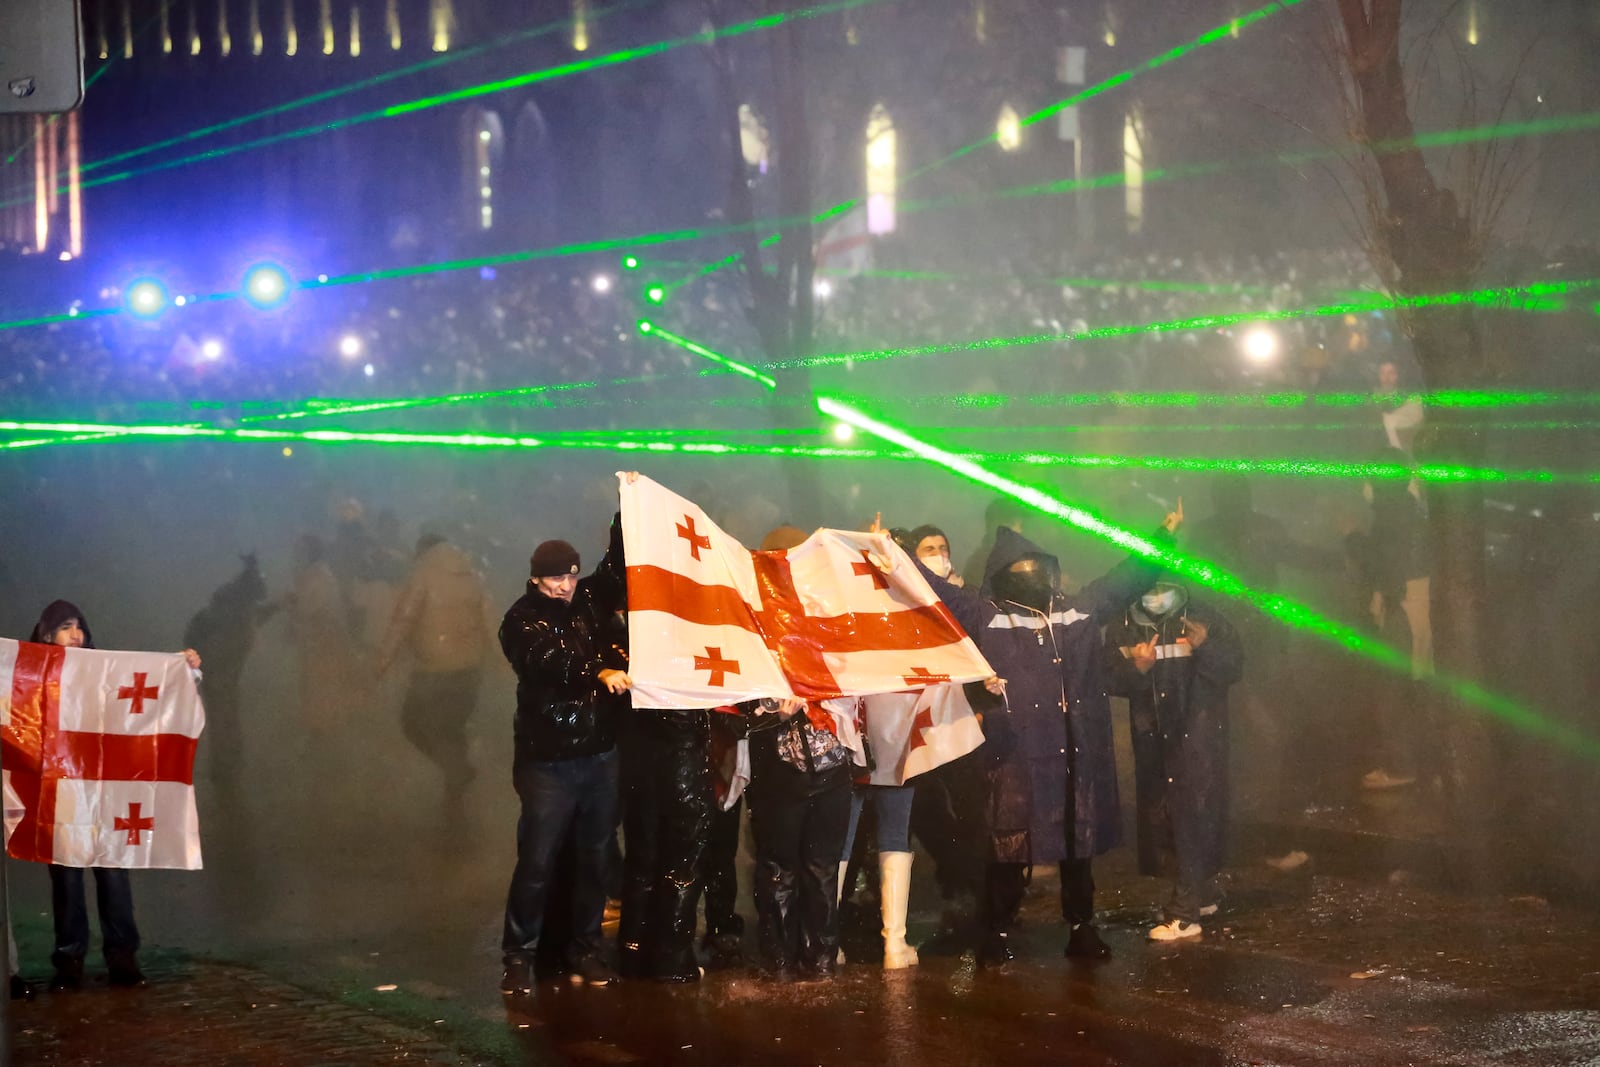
[12,825,1600,1066]
[9,658,1600,1064]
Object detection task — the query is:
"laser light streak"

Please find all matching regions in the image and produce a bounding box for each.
[813,394,1600,759]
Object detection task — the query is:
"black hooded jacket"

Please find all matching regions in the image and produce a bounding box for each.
[30,600,94,648]
[499,518,629,762]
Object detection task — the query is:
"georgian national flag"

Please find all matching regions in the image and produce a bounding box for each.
[619,473,993,709]
[864,683,987,787]
[0,639,204,870]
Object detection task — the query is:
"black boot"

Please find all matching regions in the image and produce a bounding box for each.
[753,860,798,981]
[10,974,33,1000]
[49,956,83,992]
[976,930,1013,968]
[650,879,704,983]
[499,955,534,996]
[1065,922,1112,960]
[798,858,841,979]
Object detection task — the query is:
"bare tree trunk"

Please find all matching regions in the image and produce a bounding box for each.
[1333,0,1491,805]
[707,0,821,521]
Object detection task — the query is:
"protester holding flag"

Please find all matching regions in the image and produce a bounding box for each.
[22,600,202,990]
[920,503,1183,967]
[497,517,632,995]
[840,524,991,970]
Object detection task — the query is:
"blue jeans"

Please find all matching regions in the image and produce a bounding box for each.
[502,749,619,965]
[841,784,915,858]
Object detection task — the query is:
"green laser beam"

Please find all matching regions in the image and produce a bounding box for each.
[639,321,777,390]
[814,394,1600,759]
[0,0,883,213]
[79,1,645,176]
[779,279,1600,371]
[674,0,1304,292]
[0,421,545,450]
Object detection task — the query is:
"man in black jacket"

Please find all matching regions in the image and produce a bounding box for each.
[498,521,632,994]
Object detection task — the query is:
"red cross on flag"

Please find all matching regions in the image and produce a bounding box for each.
[619,473,994,709]
[0,639,204,870]
[863,684,987,787]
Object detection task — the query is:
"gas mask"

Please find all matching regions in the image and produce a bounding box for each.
[993,556,1058,611]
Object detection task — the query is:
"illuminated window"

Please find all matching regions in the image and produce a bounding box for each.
[219,0,232,56]
[997,104,1021,152]
[431,0,453,51]
[122,0,133,57]
[865,103,896,235]
[161,1,172,52]
[96,0,109,58]
[1123,108,1145,233]
[285,0,298,55]
[350,5,361,56]
[249,0,262,54]
[189,0,200,54]
[974,0,987,42]
[387,0,401,48]
[467,109,504,230]
[573,0,590,51]
[738,104,769,170]
[321,0,334,53]
[1466,0,1480,44]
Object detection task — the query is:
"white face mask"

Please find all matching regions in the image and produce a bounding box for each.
[1141,589,1179,616]
[924,554,952,578]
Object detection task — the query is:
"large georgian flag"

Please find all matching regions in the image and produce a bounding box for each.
[0,639,204,869]
[619,473,994,709]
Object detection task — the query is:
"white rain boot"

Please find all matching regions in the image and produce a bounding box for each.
[879,851,920,969]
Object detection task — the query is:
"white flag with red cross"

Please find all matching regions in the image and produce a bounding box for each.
[619,473,994,710]
[0,639,204,870]
[863,683,987,787]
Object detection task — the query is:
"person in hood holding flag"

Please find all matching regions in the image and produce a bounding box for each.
[27,600,201,991]
[497,517,631,994]
[1105,582,1243,942]
[918,503,1182,966]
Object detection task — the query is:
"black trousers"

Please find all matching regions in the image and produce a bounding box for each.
[618,709,715,979]
[400,668,482,800]
[746,733,852,972]
[49,865,139,969]
[701,797,744,938]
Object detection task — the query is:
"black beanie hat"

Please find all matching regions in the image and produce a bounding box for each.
[529,540,581,578]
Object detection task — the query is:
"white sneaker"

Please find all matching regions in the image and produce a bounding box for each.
[1149,919,1203,942]
[1362,769,1417,790]
[1198,903,1219,917]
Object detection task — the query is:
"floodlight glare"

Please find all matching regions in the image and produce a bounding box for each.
[243,263,292,309]
[592,273,614,294]
[200,339,224,360]
[1242,326,1279,363]
[339,333,364,358]
[831,421,855,442]
[125,279,169,318]
[363,363,375,377]
[814,279,834,299]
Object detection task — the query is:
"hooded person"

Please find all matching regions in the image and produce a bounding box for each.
[1105,581,1243,941]
[27,600,202,991]
[920,504,1182,966]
